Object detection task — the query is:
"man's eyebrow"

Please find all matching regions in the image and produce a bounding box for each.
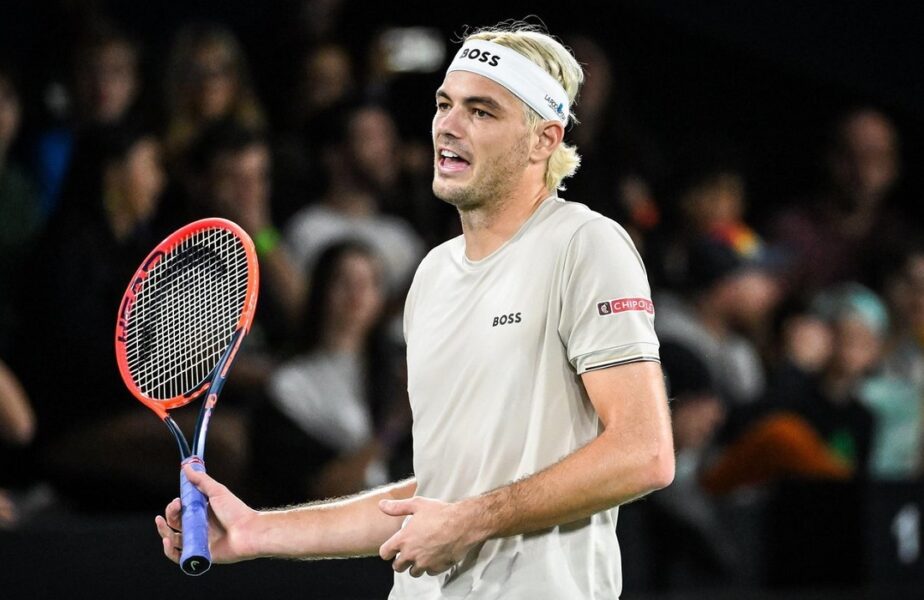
[436,89,505,113]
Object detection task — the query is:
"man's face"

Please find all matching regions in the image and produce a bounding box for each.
[431,71,531,211]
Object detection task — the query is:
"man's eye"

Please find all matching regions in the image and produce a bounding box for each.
[436,102,450,111]
[474,109,491,118]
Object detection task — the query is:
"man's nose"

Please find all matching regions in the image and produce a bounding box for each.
[434,106,463,139]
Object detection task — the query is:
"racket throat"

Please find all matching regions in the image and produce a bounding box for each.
[165,416,191,458]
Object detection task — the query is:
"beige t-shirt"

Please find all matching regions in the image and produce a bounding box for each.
[391,196,660,599]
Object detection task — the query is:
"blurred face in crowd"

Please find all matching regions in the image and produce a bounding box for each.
[207,144,271,222]
[186,42,239,119]
[828,315,883,379]
[432,71,532,211]
[887,251,924,337]
[347,106,399,191]
[325,251,385,339]
[829,110,899,207]
[671,393,725,451]
[107,137,165,222]
[567,36,611,117]
[682,173,745,234]
[716,269,781,329]
[75,41,138,124]
[299,44,352,116]
[0,76,20,154]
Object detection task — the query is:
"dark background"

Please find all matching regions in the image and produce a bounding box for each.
[3,0,923,228]
[2,1,923,598]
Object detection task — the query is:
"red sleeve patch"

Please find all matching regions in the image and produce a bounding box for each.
[597,297,654,316]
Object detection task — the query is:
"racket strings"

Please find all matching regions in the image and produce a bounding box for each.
[123,228,249,400]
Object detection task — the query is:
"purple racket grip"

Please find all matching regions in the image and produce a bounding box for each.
[179,457,211,575]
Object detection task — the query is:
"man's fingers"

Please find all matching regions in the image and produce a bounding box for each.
[165,498,182,530]
[379,498,417,517]
[157,519,181,564]
[155,515,178,538]
[379,532,400,561]
[392,551,413,573]
[409,563,426,578]
[182,464,224,497]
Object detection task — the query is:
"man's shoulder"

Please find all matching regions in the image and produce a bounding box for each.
[539,197,627,245]
[543,196,601,228]
[417,234,463,270]
[534,198,640,265]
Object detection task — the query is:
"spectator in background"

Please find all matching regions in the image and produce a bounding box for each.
[702,283,886,494]
[162,23,266,176]
[0,358,37,527]
[643,340,736,590]
[770,107,907,298]
[655,227,783,407]
[864,240,924,479]
[0,64,43,354]
[0,66,42,525]
[250,241,411,506]
[271,41,358,226]
[177,121,306,395]
[651,138,764,292]
[563,34,665,253]
[284,101,424,303]
[32,19,142,217]
[292,43,356,132]
[880,239,924,391]
[12,123,200,511]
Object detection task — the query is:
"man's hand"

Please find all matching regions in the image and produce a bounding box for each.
[378,497,483,577]
[154,464,260,565]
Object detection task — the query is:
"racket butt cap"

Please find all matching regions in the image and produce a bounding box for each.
[179,456,212,576]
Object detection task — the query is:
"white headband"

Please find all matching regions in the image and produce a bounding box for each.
[446,40,570,124]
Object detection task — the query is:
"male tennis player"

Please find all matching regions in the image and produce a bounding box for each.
[156,21,674,598]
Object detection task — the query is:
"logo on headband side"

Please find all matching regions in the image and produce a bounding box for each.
[545,95,566,120]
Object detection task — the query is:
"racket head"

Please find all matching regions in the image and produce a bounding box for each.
[114,218,259,419]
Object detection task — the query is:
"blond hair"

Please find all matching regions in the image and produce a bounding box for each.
[466,23,584,191]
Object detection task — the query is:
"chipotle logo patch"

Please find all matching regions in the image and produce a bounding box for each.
[597,297,654,316]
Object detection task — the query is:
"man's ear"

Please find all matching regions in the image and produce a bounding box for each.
[530,120,564,163]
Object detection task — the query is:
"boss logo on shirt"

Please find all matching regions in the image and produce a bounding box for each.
[597,297,654,316]
[492,312,522,327]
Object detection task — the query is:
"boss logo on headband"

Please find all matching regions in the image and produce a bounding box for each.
[459,48,501,67]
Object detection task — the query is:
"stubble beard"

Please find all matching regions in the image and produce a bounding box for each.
[432,134,530,214]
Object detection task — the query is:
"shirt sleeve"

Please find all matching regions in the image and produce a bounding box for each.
[558,217,660,374]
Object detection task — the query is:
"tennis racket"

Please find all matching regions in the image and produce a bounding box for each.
[114,218,259,575]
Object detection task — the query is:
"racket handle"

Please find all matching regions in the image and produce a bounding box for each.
[179,457,211,575]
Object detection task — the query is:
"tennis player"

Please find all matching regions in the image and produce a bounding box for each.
[156,21,674,598]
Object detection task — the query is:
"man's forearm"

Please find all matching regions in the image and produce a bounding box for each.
[460,427,673,541]
[251,478,417,559]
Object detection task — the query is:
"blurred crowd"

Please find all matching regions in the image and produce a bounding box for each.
[0,4,922,593]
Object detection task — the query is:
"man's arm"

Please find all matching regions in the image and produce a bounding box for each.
[379,360,674,576]
[156,473,416,564]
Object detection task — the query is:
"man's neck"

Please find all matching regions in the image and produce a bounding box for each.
[459,186,550,261]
